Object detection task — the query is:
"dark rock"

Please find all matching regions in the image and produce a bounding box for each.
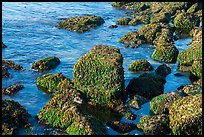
[2,66,10,78]
[108,25,118,28]
[2,42,7,48]
[155,64,171,77]
[2,60,24,71]
[114,104,136,120]
[106,121,136,133]
[127,95,149,110]
[2,84,24,95]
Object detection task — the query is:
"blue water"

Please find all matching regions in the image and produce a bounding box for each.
[2,2,192,135]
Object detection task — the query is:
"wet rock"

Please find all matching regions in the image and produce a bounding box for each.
[114,104,136,120]
[119,32,144,48]
[126,73,166,100]
[129,59,153,72]
[137,114,171,135]
[153,27,174,45]
[155,64,171,77]
[72,45,126,107]
[128,18,142,26]
[127,95,149,110]
[2,84,24,95]
[180,79,202,95]
[2,42,7,48]
[169,94,202,135]
[106,121,136,133]
[2,66,10,78]
[2,60,24,71]
[150,12,171,24]
[150,90,187,115]
[151,43,179,63]
[108,25,118,28]
[2,100,31,135]
[32,56,60,72]
[56,15,105,33]
[37,89,106,135]
[116,17,131,25]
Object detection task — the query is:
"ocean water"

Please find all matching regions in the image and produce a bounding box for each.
[2,2,192,135]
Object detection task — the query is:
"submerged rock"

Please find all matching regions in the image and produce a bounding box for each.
[126,73,166,100]
[56,15,105,33]
[2,84,24,95]
[2,100,31,135]
[72,45,126,107]
[106,121,136,133]
[169,94,202,135]
[2,60,24,71]
[127,95,149,110]
[155,64,171,77]
[128,59,153,72]
[137,114,171,135]
[32,56,60,72]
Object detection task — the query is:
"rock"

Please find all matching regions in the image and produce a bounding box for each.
[191,59,202,79]
[2,100,31,135]
[119,32,145,48]
[2,66,10,78]
[180,79,202,95]
[137,114,171,135]
[131,13,150,24]
[108,25,118,28]
[127,95,149,110]
[56,15,105,33]
[151,43,179,63]
[106,121,136,133]
[2,42,7,48]
[174,73,183,77]
[112,2,151,11]
[2,60,24,71]
[126,73,166,100]
[169,94,202,135]
[155,64,171,77]
[187,3,199,14]
[128,18,142,26]
[116,17,131,25]
[37,89,107,135]
[150,90,187,115]
[129,59,153,72]
[150,12,171,24]
[2,84,24,95]
[114,104,136,120]
[72,45,126,107]
[153,27,174,45]
[32,56,60,72]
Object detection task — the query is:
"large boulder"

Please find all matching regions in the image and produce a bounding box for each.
[169,94,202,135]
[72,45,126,107]
[151,43,179,63]
[56,15,105,33]
[126,73,166,100]
[2,100,31,135]
[32,56,60,72]
[128,59,153,72]
[137,114,171,135]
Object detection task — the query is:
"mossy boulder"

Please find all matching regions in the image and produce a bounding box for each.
[2,66,10,78]
[72,45,126,106]
[137,114,171,135]
[169,94,202,135]
[150,90,187,115]
[150,12,171,24]
[2,84,24,95]
[174,11,200,35]
[37,89,107,135]
[151,43,179,63]
[32,56,60,72]
[56,15,105,33]
[126,73,166,100]
[127,95,149,110]
[2,60,24,71]
[114,104,136,120]
[129,59,153,72]
[2,100,31,135]
[106,121,136,133]
[153,27,174,45]
[116,17,131,25]
[119,32,144,48]
[2,42,7,48]
[155,64,171,77]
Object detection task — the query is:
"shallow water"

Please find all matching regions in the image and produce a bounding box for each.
[2,2,192,135]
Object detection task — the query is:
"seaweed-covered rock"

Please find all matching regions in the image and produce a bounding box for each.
[150,90,187,115]
[119,32,144,48]
[72,45,126,106]
[32,56,60,72]
[2,100,31,135]
[36,72,73,95]
[169,94,202,135]
[155,64,171,77]
[114,104,136,120]
[2,42,7,48]
[2,66,10,78]
[56,15,105,33]
[180,79,202,95]
[127,95,149,110]
[137,114,171,135]
[2,84,24,95]
[129,59,153,72]
[106,121,136,133]
[151,43,179,63]
[174,11,200,35]
[2,60,24,71]
[153,27,174,45]
[126,73,166,100]
[150,12,171,24]
[37,88,106,135]
[116,17,131,25]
